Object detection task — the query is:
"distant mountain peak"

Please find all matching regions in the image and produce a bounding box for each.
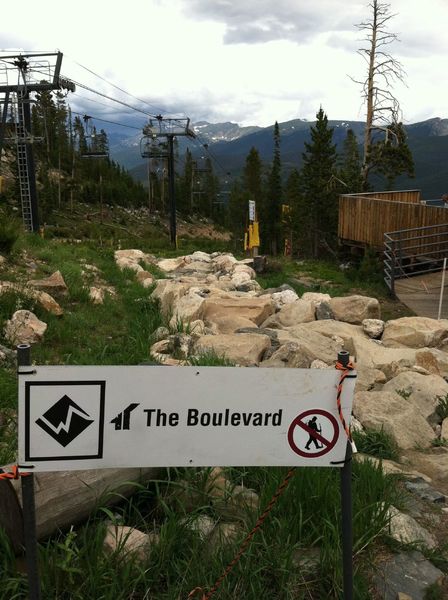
[191,120,262,143]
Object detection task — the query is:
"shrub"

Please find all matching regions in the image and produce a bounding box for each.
[0,219,20,254]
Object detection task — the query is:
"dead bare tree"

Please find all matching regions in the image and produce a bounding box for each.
[353,1,407,188]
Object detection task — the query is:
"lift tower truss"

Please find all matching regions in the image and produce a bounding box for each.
[0,52,74,232]
[142,116,195,247]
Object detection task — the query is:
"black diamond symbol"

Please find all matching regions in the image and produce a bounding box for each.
[36,395,94,447]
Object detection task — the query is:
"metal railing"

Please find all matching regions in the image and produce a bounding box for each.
[384,223,448,294]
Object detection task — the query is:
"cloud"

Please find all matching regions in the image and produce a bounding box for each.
[183,0,365,45]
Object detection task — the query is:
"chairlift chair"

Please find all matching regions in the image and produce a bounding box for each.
[140,136,168,160]
[80,115,109,159]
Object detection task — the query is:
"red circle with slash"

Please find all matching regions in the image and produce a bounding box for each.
[287,409,339,458]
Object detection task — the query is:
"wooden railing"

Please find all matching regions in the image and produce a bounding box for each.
[339,192,447,249]
[342,190,421,204]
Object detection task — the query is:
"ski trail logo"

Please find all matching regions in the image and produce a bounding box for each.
[35,395,94,447]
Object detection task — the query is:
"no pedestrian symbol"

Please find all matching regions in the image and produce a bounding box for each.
[288,409,339,458]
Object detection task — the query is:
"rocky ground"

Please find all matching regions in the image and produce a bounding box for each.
[1,247,448,598]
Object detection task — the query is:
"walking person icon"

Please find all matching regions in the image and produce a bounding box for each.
[304,416,323,450]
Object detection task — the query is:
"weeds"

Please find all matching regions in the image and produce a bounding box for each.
[352,427,400,461]
[0,218,21,254]
[431,438,448,448]
[395,388,412,401]
[436,393,448,421]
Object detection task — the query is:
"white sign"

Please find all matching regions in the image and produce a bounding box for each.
[248,200,256,222]
[18,366,355,472]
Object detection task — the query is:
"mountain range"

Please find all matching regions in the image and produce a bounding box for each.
[108,117,448,200]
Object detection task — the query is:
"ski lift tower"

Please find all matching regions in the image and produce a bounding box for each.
[142,115,195,248]
[0,52,74,232]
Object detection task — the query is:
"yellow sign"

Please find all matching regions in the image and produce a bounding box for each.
[245,222,260,250]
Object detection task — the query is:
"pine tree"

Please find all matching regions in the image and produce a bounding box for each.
[243,147,263,202]
[226,179,247,252]
[340,129,363,193]
[262,122,282,254]
[179,148,193,214]
[203,157,219,219]
[241,147,263,246]
[300,108,339,258]
[284,169,304,255]
[368,122,414,189]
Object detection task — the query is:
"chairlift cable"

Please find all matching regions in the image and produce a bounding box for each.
[70,108,141,130]
[67,56,168,116]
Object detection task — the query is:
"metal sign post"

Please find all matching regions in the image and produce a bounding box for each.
[338,351,354,600]
[17,344,41,600]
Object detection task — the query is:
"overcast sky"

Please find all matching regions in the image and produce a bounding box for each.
[1,0,447,128]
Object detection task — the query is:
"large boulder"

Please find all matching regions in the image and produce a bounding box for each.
[202,296,274,327]
[179,260,214,274]
[355,365,386,392]
[414,350,441,375]
[353,391,435,449]
[4,310,47,345]
[114,249,155,273]
[230,270,252,287]
[207,315,257,334]
[103,525,159,563]
[168,287,207,326]
[275,325,343,365]
[232,263,256,279]
[27,270,68,295]
[383,372,448,425]
[136,271,154,288]
[34,290,63,316]
[187,251,212,263]
[386,506,437,549]
[302,320,365,346]
[329,295,380,324]
[347,335,418,378]
[157,256,187,273]
[194,333,271,366]
[212,254,237,274]
[301,292,331,306]
[271,289,299,310]
[261,300,315,329]
[0,281,63,316]
[382,317,448,349]
[260,342,314,368]
[151,280,196,316]
[362,319,385,339]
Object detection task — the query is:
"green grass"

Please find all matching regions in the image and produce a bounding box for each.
[256,256,392,300]
[0,368,17,466]
[352,427,400,461]
[0,460,403,599]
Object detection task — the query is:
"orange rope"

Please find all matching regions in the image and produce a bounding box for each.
[188,362,355,599]
[0,465,31,481]
[335,360,355,444]
[188,467,296,600]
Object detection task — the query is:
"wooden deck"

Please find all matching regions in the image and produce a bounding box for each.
[394,271,448,318]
